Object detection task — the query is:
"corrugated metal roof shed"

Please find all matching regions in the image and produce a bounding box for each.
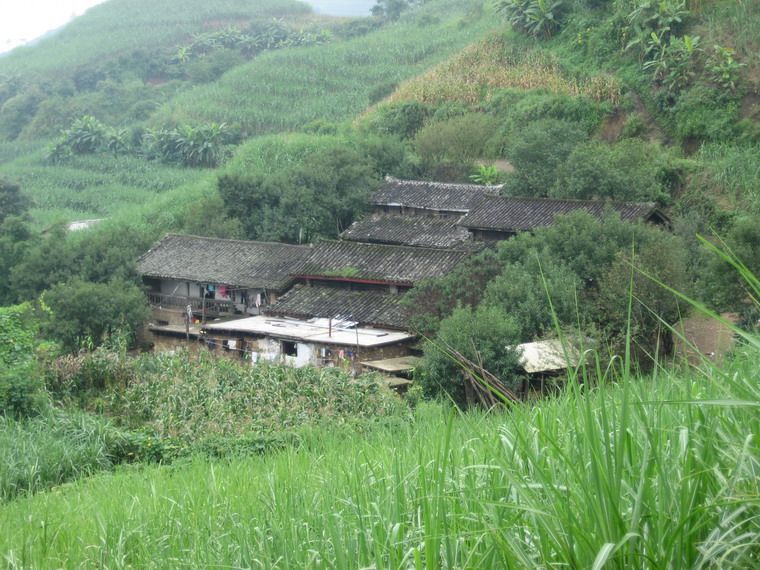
[512,339,582,374]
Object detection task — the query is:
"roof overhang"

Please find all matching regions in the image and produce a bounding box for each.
[204,316,415,348]
[291,274,412,287]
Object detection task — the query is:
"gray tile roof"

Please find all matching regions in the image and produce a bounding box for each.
[297,240,473,285]
[370,177,501,212]
[460,195,668,232]
[136,234,312,290]
[266,285,408,329]
[340,214,473,249]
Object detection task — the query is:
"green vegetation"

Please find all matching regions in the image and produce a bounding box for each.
[0,2,758,565]
[0,304,47,419]
[218,132,414,242]
[1,345,758,567]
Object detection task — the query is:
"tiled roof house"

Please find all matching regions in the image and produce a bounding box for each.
[137,234,312,319]
[460,195,670,241]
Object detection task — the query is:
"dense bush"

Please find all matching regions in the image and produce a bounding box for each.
[503,119,588,197]
[219,134,412,242]
[42,279,149,352]
[418,305,522,406]
[0,304,47,418]
[553,139,680,203]
[0,179,29,224]
[414,113,496,180]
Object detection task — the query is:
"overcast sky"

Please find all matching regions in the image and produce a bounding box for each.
[0,0,375,55]
[0,0,107,53]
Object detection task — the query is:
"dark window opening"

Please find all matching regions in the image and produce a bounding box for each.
[282,341,297,357]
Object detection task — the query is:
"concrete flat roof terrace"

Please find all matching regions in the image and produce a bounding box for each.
[204,316,414,348]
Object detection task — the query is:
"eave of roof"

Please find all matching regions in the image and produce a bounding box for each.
[136,234,312,290]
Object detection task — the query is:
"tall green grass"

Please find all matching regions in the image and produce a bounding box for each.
[697,143,760,212]
[2,346,757,567]
[0,411,131,502]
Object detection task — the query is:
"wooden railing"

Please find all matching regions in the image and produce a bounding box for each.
[148,293,236,315]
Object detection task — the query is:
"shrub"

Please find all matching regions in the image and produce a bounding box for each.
[367,101,431,139]
[494,0,567,39]
[414,113,496,178]
[417,304,522,407]
[553,139,677,203]
[42,279,149,352]
[504,119,588,197]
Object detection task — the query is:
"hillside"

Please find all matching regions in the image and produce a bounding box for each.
[0,0,494,228]
[1,1,759,567]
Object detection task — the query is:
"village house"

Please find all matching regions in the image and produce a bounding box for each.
[199,239,474,370]
[136,234,312,331]
[370,176,501,218]
[459,194,671,242]
[367,177,669,243]
[340,213,474,249]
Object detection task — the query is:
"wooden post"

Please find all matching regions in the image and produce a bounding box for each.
[201,285,207,326]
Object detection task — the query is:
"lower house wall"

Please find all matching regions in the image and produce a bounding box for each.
[148,331,204,355]
[192,331,416,372]
[149,307,187,327]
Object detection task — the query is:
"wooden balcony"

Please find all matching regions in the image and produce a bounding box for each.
[148,293,236,316]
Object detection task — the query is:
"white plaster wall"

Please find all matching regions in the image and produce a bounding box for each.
[295,343,315,367]
[258,338,281,363]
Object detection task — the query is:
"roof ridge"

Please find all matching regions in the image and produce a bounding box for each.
[161,233,313,249]
[315,238,474,254]
[384,175,504,191]
[476,195,657,208]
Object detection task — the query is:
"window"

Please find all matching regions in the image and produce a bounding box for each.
[282,341,298,357]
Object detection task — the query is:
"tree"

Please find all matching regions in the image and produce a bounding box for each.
[0,303,47,418]
[417,305,522,407]
[371,0,421,21]
[43,279,149,352]
[597,235,690,354]
[505,119,587,197]
[552,139,676,203]
[704,215,760,324]
[483,252,582,340]
[0,179,29,224]
[0,216,33,305]
[403,248,503,337]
